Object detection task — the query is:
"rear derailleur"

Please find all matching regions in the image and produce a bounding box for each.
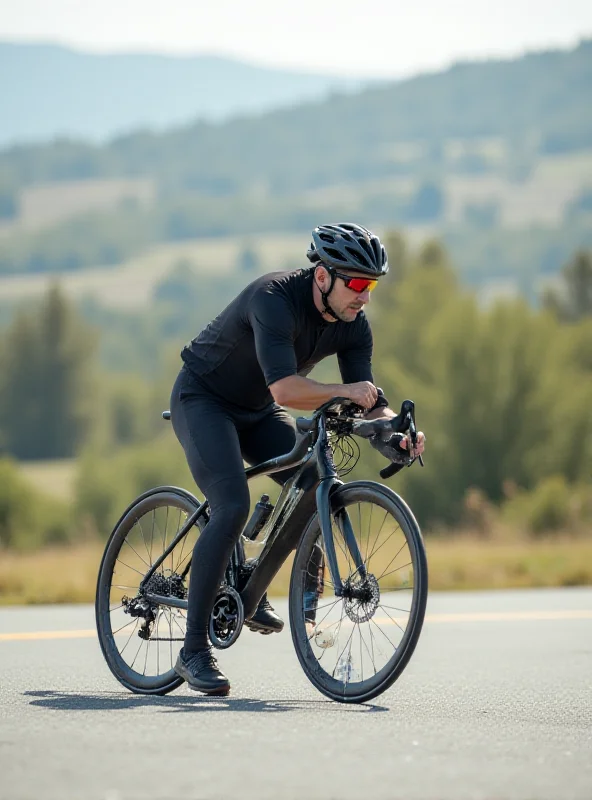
[121,571,187,640]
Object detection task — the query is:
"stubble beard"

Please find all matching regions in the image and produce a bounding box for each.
[338,306,362,323]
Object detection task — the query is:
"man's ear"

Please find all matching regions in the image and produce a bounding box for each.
[315,264,330,290]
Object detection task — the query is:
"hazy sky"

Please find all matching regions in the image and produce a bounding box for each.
[1,0,591,77]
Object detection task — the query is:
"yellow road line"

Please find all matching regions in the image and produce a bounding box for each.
[0,609,590,642]
[424,609,592,623]
[0,629,96,642]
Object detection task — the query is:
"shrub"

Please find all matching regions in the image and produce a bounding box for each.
[501,475,590,536]
[0,457,70,550]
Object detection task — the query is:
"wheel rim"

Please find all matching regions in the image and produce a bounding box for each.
[104,496,201,683]
[300,496,418,692]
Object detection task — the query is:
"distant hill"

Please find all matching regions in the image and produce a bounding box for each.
[1,39,590,195]
[0,40,590,292]
[0,41,364,146]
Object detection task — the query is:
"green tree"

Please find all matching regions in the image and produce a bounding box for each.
[367,235,569,527]
[542,250,592,322]
[0,283,97,459]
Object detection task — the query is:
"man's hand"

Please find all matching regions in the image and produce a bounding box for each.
[344,381,378,409]
[399,431,426,459]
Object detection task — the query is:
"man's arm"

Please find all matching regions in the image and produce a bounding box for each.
[270,375,377,410]
[364,404,395,421]
[337,316,391,416]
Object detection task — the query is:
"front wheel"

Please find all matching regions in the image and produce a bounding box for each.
[289,481,428,704]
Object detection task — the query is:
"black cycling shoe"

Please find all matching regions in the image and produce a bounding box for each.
[174,647,230,696]
[245,594,284,634]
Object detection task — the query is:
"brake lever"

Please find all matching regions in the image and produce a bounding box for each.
[407,416,424,468]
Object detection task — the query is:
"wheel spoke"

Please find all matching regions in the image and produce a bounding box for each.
[307,597,342,634]
[377,604,407,635]
[130,637,144,670]
[112,617,137,636]
[136,515,152,567]
[119,619,139,655]
[359,623,377,675]
[366,522,403,565]
[174,513,189,572]
[366,508,389,565]
[364,501,373,565]
[379,561,413,581]
[143,631,150,676]
[115,558,145,576]
[122,537,151,569]
[167,609,173,668]
[375,540,409,581]
[332,623,356,682]
[369,615,399,650]
[379,603,412,615]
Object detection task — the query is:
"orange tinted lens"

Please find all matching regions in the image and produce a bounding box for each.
[346,277,378,293]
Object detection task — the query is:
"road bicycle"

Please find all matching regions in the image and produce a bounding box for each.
[95,397,428,703]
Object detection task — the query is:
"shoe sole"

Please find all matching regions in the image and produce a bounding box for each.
[187,683,230,697]
[245,620,284,635]
[174,662,231,696]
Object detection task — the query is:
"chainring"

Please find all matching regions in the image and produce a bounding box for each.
[209,586,244,649]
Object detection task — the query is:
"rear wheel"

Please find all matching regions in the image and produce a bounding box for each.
[289,481,428,704]
[95,488,205,695]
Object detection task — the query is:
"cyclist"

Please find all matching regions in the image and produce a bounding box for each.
[170,222,425,695]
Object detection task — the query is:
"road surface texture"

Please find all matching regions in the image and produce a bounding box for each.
[1,588,591,800]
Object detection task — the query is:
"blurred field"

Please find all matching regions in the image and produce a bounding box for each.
[0,232,306,310]
[1,536,590,606]
[1,149,591,313]
[19,459,77,502]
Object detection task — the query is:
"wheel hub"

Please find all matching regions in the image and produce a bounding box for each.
[342,573,380,623]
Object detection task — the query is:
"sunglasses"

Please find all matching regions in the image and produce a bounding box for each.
[332,270,378,294]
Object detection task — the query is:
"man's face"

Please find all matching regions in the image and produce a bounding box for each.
[316,266,375,322]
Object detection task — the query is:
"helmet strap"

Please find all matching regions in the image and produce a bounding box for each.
[314,268,340,321]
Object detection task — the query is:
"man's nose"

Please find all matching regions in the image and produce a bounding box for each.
[359,289,371,304]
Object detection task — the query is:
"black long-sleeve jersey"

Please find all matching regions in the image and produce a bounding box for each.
[181,268,383,411]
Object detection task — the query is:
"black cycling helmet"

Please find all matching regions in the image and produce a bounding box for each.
[307,223,389,277]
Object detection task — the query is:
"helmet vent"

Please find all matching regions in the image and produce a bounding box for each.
[324,247,348,262]
[345,247,367,266]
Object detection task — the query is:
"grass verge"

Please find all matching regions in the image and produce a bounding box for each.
[1,536,591,606]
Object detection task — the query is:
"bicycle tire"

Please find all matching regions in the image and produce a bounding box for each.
[95,487,204,695]
[289,480,428,704]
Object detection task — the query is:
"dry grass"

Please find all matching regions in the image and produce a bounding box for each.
[1,535,590,606]
[424,535,592,591]
[0,542,104,605]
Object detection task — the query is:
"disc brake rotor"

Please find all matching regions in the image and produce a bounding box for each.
[343,573,380,623]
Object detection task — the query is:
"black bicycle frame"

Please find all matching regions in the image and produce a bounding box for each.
[141,410,365,615]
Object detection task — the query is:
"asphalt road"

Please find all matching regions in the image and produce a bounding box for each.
[1,588,591,800]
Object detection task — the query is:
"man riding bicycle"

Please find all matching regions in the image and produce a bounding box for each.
[170,222,426,695]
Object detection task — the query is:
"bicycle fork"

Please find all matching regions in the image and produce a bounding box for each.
[316,478,366,597]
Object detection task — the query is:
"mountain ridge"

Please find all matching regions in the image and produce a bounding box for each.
[0,41,366,146]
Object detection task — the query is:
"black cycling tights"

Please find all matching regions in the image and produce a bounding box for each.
[170,366,299,653]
